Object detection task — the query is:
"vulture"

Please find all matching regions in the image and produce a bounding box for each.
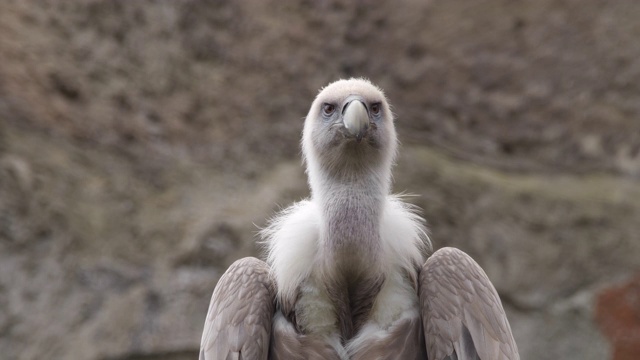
[200,78,520,359]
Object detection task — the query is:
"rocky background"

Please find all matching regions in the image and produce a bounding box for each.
[1,1,639,359]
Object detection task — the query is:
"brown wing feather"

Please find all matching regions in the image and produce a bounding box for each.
[200,257,276,360]
[419,247,519,360]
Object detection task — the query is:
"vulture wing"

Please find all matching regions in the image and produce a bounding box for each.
[420,247,519,360]
[200,257,276,360]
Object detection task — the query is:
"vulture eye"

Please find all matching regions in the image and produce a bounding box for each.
[322,103,336,117]
[371,103,381,116]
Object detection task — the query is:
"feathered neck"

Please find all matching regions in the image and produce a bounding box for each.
[307,155,392,270]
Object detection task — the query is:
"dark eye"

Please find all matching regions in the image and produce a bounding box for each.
[322,103,336,117]
[322,103,336,116]
[371,103,381,116]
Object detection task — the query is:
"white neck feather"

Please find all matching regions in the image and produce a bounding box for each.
[306,152,394,275]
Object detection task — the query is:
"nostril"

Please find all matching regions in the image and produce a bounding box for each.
[341,101,352,115]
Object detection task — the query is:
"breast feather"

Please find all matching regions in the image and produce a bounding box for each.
[261,200,321,300]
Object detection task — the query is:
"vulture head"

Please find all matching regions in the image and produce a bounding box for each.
[303,79,397,192]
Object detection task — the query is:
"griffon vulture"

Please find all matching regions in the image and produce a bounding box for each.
[199,78,519,360]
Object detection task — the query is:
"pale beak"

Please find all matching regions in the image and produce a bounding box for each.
[342,100,369,142]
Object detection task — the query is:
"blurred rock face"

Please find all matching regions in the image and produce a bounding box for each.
[0,1,639,359]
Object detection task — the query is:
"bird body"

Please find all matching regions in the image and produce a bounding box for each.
[200,79,519,360]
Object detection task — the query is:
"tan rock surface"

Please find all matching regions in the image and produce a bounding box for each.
[1,1,639,359]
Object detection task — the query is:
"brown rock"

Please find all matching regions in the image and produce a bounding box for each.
[596,275,640,360]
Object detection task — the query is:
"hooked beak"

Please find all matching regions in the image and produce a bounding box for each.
[342,99,369,142]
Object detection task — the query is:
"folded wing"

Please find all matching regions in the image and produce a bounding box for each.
[419,247,519,360]
[200,257,276,360]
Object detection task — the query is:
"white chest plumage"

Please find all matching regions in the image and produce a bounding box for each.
[262,195,429,355]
